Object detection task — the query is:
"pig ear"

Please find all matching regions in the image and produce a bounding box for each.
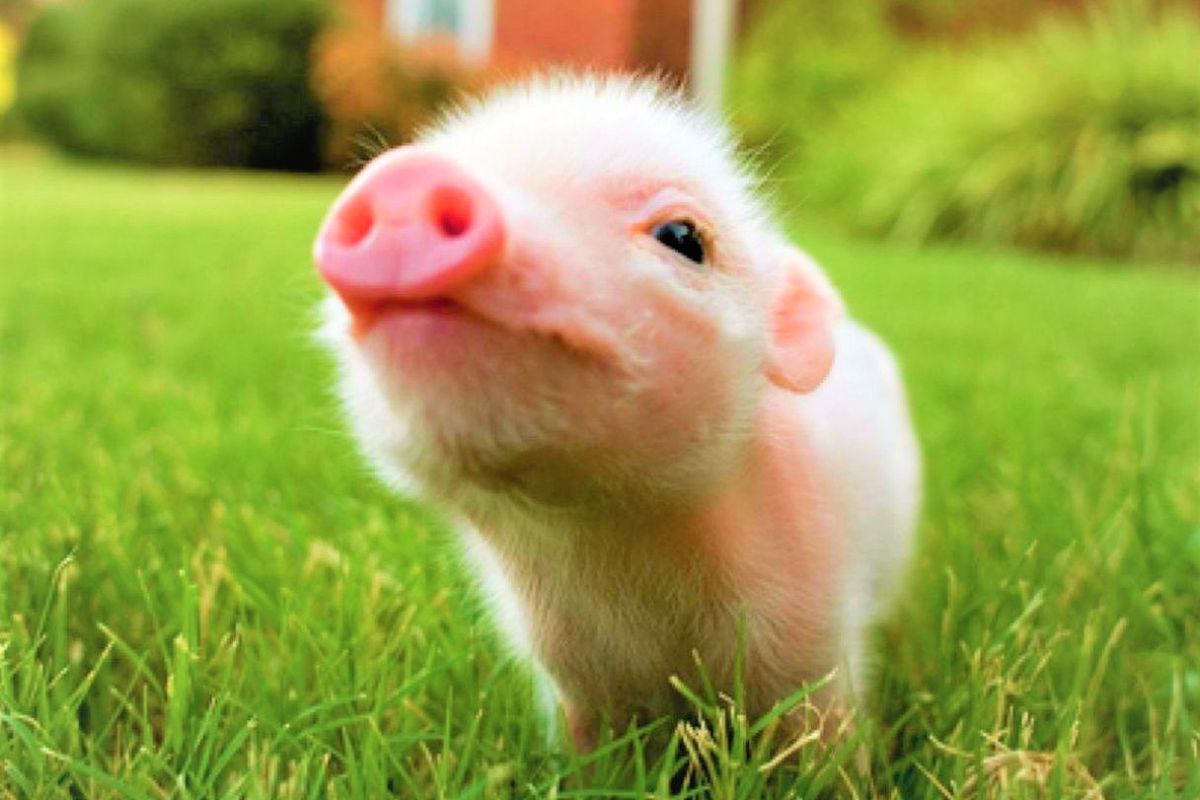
[764,244,844,394]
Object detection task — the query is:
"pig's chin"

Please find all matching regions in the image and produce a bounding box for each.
[354,297,507,373]
[347,307,609,484]
[351,357,726,514]
[357,363,751,518]
[329,296,757,513]
[349,292,614,379]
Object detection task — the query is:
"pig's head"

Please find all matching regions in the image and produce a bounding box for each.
[315,76,842,518]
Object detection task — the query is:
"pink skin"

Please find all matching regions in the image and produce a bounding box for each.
[315,77,920,752]
[315,152,505,335]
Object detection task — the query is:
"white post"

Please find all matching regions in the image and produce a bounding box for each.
[386,0,424,40]
[458,0,495,66]
[691,0,736,110]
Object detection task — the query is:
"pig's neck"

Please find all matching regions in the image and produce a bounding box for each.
[459,389,842,703]
[470,389,832,566]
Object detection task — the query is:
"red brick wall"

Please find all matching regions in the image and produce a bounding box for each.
[339,0,698,81]
[342,0,385,24]
[494,0,638,71]
[632,0,692,82]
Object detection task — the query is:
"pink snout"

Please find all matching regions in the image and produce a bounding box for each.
[313,148,505,313]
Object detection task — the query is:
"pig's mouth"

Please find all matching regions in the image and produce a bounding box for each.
[346,293,625,368]
[348,296,468,339]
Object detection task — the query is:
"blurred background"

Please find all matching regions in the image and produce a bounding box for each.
[3,0,1198,262]
[1,2,1198,796]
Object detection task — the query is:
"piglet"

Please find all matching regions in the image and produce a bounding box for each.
[313,76,920,750]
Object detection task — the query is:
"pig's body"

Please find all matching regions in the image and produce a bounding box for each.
[460,320,918,743]
[315,75,919,748]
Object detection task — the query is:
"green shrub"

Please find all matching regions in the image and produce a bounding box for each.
[13,4,84,149]
[0,20,19,139]
[16,0,327,171]
[728,0,901,154]
[0,21,14,115]
[797,1,1200,262]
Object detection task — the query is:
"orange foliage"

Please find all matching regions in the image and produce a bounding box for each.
[312,18,527,169]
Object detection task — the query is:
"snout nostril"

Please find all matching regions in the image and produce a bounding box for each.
[331,198,374,248]
[430,186,474,238]
[315,151,504,305]
[440,208,469,237]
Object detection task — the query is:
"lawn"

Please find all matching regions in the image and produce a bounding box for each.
[1,152,1197,798]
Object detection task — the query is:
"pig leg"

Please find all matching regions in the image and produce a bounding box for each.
[564,703,600,754]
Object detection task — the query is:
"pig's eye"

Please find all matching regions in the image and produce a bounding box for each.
[651,220,706,265]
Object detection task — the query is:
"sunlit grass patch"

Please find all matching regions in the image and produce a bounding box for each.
[1,153,1197,797]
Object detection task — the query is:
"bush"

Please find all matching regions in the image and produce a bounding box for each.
[796,0,1200,262]
[16,0,326,171]
[728,1,901,154]
[0,19,20,141]
[312,19,493,169]
[13,4,82,149]
[0,21,14,116]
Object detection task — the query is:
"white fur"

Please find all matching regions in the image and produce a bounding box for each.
[316,74,920,745]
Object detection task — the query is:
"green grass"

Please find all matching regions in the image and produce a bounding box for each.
[1,152,1198,798]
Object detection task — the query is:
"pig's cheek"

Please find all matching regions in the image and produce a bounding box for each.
[620,297,763,470]
[624,284,751,401]
[616,343,744,457]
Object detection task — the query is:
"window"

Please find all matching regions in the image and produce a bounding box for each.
[427,0,462,32]
[386,0,493,64]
